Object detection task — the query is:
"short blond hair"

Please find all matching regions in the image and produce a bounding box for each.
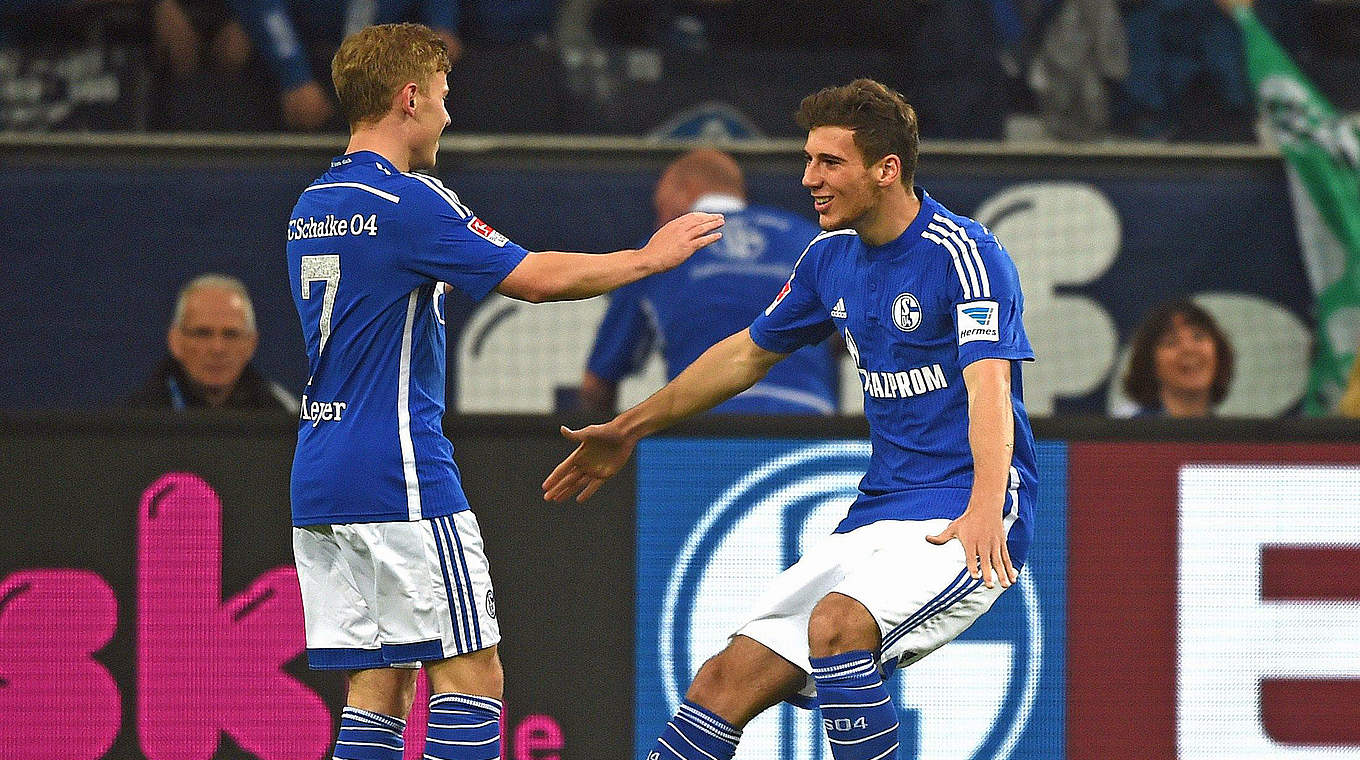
[331,23,450,128]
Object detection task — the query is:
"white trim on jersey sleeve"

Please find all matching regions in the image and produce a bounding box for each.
[397,288,423,520]
[763,228,853,317]
[403,172,472,217]
[303,182,401,203]
[931,213,991,297]
[922,225,977,299]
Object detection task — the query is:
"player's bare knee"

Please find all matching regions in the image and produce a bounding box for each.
[808,593,880,657]
[347,667,420,719]
[427,646,504,699]
[687,650,741,702]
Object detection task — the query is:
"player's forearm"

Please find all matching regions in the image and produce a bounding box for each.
[516,249,656,302]
[615,330,778,440]
[964,365,1014,515]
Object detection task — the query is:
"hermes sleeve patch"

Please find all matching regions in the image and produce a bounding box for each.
[956,300,1000,344]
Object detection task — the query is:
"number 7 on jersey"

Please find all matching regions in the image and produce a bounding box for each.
[300,254,340,354]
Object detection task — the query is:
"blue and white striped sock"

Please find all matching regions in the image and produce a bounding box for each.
[648,699,742,760]
[333,706,406,760]
[811,651,899,760]
[425,692,502,760]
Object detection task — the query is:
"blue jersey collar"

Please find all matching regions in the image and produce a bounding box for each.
[330,150,399,175]
[691,193,747,214]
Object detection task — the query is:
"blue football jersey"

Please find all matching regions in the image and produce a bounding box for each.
[286,151,528,526]
[749,189,1038,560]
[587,197,837,414]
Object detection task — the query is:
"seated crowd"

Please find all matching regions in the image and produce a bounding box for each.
[1,0,1355,139]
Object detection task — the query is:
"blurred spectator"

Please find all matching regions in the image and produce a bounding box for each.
[1338,352,1360,417]
[581,0,1009,139]
[0,0,153,130]
[449,0,558,47]
[129,274,297,412]
[225,0,557,131]
[1027,0,1129,139]
[150,0,252,80]
[225,1,428,130]
[1116,0,1255,141]
[580,148,837,415]
[1121,299,1235,417]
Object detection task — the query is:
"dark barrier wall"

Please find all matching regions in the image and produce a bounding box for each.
[0,412,635,760]
[0,144,1312,415]
[4,414,1358,760]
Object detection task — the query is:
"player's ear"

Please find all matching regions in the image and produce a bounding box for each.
[400,82,419,114]
[878,155,901,187]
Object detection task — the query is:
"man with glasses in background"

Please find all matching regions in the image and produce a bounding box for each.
[128,273,297,412]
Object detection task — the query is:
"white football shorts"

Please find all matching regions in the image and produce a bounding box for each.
[293,511,500,670]
[734,515,1019,704]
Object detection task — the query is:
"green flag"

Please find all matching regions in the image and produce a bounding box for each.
[1231,5,1360,413]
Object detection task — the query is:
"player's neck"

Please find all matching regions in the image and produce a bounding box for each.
[855,186,921,247]
[345,123,411,172]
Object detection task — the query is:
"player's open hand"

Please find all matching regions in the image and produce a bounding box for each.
[641,212,724,272]
[542,423,636,503]
[925,509,1018,589]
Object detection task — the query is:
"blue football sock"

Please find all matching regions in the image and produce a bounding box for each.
[811,651,899,760]
[333,706,406,760]
[425,692,502,760]
[648,699,742,760]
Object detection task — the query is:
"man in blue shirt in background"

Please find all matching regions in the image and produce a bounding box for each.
[581,147,837,415]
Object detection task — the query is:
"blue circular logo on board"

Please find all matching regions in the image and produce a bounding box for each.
[656,442,1042,760]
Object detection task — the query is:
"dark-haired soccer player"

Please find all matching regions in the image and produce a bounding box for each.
[286,22,722,760]
[544,78,1038,760]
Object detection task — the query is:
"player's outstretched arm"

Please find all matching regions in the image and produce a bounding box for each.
[926,358,1019,589]
[543,329,784,502]
[496,211,723,303]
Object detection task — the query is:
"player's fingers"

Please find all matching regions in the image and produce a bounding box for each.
[559,425,583,441]
[694,214,725,233]
[542,464,582,500]
[990,544,1008,588]
[966,542,983,581]
[542,475,568,501]
[924,528,953,545]
[546,473,586,503]
[576,478,604,503]
[693,232,723,247]
[541,454,575,491]
[1001,541,1018,584]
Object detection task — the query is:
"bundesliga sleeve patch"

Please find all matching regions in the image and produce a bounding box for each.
[956,300,1000,344]
[764,276,793,316]
[467,217,509,247]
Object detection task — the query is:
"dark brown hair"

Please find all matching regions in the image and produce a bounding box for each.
[332,23,450,128]
[1122,299,1235,409]
[795,78,919,186]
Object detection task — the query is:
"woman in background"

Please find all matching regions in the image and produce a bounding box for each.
[1122,299,1235,417]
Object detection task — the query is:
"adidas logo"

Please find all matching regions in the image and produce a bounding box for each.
[830,297,847,319]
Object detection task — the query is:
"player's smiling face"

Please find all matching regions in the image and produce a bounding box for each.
[410,70,451,170]
[802,126,882,231]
